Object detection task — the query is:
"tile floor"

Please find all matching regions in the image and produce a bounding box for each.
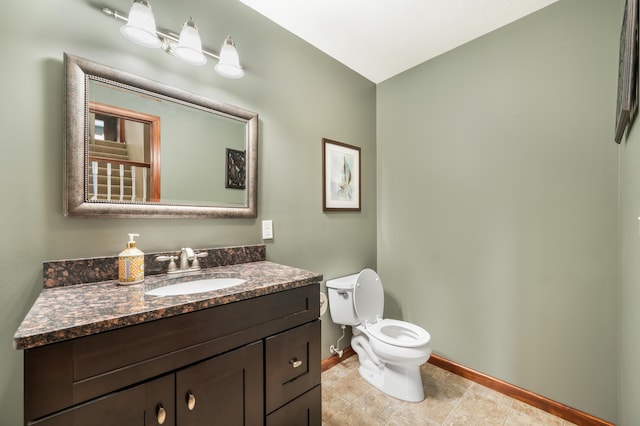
[321,355,576,426]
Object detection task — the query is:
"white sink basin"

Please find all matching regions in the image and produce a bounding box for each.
[146,278,246,297]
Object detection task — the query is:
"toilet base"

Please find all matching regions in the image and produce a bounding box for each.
[358,362,425,402]
[351,334,425,402]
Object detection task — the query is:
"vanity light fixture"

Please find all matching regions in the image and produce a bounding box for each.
[102,0,245,78]
[120,0,162,48]
[174,18,207,66]
[215,36,244,79]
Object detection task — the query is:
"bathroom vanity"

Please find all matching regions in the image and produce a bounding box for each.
[14,246,322,426]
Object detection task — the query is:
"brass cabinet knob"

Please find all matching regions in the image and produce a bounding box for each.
[186,391,196,411]
[289,358,303,368]
[156,404,167,425]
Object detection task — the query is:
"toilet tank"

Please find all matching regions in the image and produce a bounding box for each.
[326,273,360,325]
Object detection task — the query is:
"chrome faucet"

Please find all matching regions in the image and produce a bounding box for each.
[156,247,208,274]
[179,247,195,271]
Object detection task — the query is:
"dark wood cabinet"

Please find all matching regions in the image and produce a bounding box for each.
[24,284,320,426]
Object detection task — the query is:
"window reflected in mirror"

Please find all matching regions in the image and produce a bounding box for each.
[88,102,160,202]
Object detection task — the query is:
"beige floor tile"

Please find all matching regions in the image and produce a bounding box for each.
[444,405,510,426]
[508,400,563,426]
[339,354,360,369]
[323,369,371,403]
[420,361,443,382]
[322,406,347,426]
[322,357,569,426]
[424,373,468,402]
[323,404,386,426]
[434,369,474,390]
[349,387,404,423]
[443,383,512,426]
[385,410,441,426]
[395,396,458,425]
[466,383,514,408]
[322,358,358,385]
[322,385,351,414]
[504,409,534,426]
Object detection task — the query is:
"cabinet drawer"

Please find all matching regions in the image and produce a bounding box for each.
[265,320,320,414]
[266,385,321,426]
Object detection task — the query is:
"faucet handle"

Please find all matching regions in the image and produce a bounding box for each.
[156,255,178,273]
[191,251,208,270]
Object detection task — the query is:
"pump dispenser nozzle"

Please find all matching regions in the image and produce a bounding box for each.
[127,233,140,248]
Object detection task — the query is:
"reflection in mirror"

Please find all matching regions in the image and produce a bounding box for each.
[88,102,160,202]
[64,53,258,218]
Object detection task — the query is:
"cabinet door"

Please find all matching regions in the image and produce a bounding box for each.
[30,374,175,426]
[176,341,263,426]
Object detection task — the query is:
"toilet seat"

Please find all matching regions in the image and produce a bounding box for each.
[353,269,430,348]
[367,319,431,348]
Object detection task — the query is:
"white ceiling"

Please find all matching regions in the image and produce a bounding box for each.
[238,0,559,83]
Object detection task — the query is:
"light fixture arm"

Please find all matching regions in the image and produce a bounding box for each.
[102,7,220,60]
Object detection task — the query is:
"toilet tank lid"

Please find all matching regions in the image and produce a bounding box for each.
[326,273,360,289]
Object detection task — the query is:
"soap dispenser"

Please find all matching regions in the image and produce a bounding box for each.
[118,233,145,285]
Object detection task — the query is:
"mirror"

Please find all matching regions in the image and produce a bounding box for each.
[64,53,258,218]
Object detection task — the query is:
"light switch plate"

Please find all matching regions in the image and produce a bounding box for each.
[262,220,273,239]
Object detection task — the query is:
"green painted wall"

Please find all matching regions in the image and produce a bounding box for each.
[620,122,640,424]
[2,0,632,423]
[0,0,376,424]
[377,0,620,422]
[619,17,640,424]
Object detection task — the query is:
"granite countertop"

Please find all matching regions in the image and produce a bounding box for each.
[14,261,322,351]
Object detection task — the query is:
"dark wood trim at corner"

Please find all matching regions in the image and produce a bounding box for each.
[321,346,355,372]
[427,354,614,426]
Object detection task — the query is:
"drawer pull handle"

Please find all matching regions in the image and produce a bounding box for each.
[290,358,303,368]
[156,404,167,424]
[186,391,196,411]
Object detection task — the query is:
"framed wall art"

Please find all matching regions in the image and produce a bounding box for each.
[322,138,361,211]
[225,148,246,189]
[615,0,638,143]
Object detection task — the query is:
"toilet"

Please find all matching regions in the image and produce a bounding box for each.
[326,269,432,402]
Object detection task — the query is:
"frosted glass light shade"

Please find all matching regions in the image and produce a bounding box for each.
[174,18,207,65]
[120,0,161,48]
[215,36,244,79]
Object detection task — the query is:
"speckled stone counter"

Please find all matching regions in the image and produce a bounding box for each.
[14,254,322,350]
[42,244,267,288]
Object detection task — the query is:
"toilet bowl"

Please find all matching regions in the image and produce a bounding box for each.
[326,269,431,402]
